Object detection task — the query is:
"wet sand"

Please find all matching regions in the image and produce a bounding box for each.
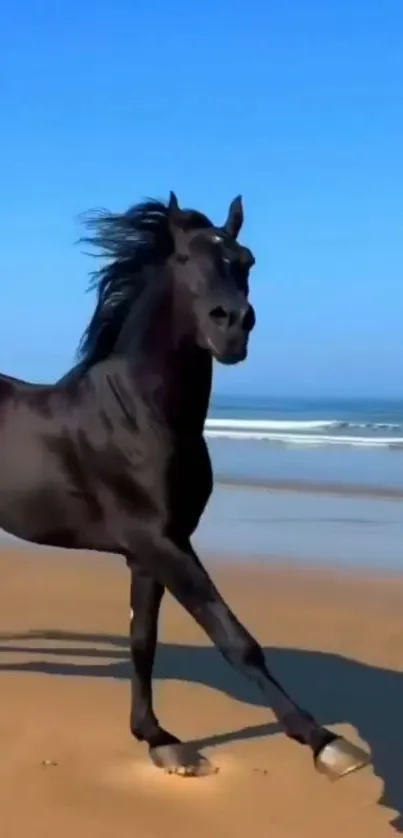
[194,484,403,569]
[217,474,403,499]
[0,546,401,836]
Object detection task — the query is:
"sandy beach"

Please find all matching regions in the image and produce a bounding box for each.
[0,547,401,836]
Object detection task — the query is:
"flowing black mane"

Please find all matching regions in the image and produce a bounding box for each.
[77,198,212,367]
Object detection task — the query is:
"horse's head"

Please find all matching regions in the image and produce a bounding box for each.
[78,193,256,371]
[167,192,256,365]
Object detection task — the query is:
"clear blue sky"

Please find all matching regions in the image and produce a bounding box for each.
[1,0,402,398]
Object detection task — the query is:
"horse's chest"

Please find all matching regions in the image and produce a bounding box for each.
[166,439,213,533]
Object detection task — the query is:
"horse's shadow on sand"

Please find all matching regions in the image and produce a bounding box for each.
[0,630,402,830]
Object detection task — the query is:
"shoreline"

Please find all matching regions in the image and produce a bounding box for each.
[1,479,403,573]
[206,551,403,583]
[1,477,403,574]
[215,473,403,500]
[2,539,403,584]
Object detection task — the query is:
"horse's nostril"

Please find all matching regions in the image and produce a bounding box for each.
[209,306,229,325]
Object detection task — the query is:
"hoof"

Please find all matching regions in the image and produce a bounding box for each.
[150,743,218,778]
[315,736,371,781]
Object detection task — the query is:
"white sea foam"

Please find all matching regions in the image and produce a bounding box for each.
[206,418,344,431]
[204,417,403,448]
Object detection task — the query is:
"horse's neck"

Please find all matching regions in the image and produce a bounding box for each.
[114,270,213,436]
[168,346,213,436]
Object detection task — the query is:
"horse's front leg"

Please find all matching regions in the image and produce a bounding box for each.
[126,536,370,781]
[128,561,215,776]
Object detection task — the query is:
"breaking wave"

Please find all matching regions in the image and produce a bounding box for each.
[204,418,403,449]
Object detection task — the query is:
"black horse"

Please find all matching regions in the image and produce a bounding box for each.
[0,192,369,779]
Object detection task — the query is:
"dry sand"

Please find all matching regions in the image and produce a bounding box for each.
[0,547,402,836]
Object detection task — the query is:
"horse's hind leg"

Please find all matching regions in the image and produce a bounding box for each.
[128,562,215,776]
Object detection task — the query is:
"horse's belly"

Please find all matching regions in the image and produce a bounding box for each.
[0,481,78,544]
[0,445,90,545]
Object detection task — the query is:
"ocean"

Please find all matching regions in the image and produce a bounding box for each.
[207,394,403,448]
[205,394,403,492]
[191,395,403,570]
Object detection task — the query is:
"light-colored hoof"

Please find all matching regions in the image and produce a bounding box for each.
[315,736,371,781]
[150,743,218,778]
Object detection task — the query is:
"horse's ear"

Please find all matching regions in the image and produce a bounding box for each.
[167,191,188,254]
[223,195,243,239]
[168,191,181,219]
